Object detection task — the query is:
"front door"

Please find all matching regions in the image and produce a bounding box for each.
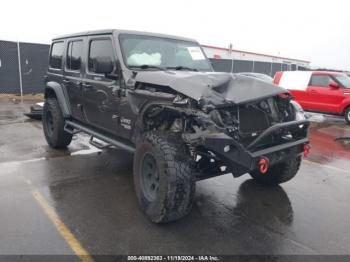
[307,74,345,113]
[82,37,121,133]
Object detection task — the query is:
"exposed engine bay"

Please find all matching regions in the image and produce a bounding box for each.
[140,93,304,146]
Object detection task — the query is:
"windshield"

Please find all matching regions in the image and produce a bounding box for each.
[334,75,350,88]
[119,34,212,72]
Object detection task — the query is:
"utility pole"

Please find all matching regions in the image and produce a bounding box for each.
[17,41,23,103]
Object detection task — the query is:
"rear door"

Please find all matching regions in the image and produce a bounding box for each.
[307,74,345,113]
[63,38,84,121]
[81,36,121,133]
[47,41,65,98]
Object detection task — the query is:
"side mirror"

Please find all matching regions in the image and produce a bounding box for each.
[329,81,340,89]
[92,56,114,74]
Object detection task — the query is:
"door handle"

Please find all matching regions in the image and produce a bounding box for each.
[62,79,70,84]
[310,90,317,93]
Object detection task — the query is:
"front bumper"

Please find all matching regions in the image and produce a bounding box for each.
[202,119,310,176]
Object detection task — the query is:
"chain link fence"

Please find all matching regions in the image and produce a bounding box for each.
[209,58,308,75]
[0,40,49,99]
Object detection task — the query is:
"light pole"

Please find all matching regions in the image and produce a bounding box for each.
[17,40,23,103]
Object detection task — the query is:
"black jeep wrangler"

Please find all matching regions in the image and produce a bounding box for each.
[43,29,310,223]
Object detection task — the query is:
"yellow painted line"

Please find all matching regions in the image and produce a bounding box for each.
[304,159,350,175]
[32,190,94,262]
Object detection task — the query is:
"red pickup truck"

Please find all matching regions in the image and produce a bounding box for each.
[274,71,350,124]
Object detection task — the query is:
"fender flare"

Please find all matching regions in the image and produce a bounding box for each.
[340,99,350,115]
[343,104,350,114]
[45,81,71,118]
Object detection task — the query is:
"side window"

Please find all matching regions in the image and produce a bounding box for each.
[88,39,114,73]
[66,40,83,71]
[49,42,64,69]
[310,75,332,87]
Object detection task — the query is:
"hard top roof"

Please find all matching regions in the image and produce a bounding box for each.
[311,71,345,76]
[52,29,197,43]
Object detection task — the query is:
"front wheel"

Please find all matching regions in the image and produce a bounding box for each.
[345,107,350,125]
[249,156,302,186]
[43,98,72,149]
[133,132,195,223]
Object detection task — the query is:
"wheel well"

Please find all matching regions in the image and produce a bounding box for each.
[342,105,350,115]
[45,88,57,99]
[142,105,183,132]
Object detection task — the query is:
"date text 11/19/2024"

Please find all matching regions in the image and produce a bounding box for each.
[127,255,220,261]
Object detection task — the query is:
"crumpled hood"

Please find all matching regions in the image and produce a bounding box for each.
[132,71,288,105]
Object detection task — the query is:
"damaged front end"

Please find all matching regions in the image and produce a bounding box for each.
[129,73,310,180]
[183,94,309,179]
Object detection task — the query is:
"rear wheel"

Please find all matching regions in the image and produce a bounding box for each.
[249,156,302,185]
[345,107,350,125]
[43,98,72,149]
[133,131,195,223]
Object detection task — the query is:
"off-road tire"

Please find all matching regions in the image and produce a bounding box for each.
[43,98,72,149]
[345,107,350,125]
[133,131,195,223]
[249,156,302,185]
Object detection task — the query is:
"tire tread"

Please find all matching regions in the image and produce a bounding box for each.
[43,98,72,148]
[134,132,195,223]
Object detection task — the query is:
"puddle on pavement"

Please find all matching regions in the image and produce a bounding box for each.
[307,115,350,170]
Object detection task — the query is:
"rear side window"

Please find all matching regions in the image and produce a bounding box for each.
[88,39,114,72]
[66,40,83,71]
[310,75,332,87]
[49,42,64,69]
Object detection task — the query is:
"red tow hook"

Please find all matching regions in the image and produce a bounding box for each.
[303,144,311,157]
[258,157,269,174]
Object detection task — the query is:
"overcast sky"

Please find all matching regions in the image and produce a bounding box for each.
[1,0,349,70]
